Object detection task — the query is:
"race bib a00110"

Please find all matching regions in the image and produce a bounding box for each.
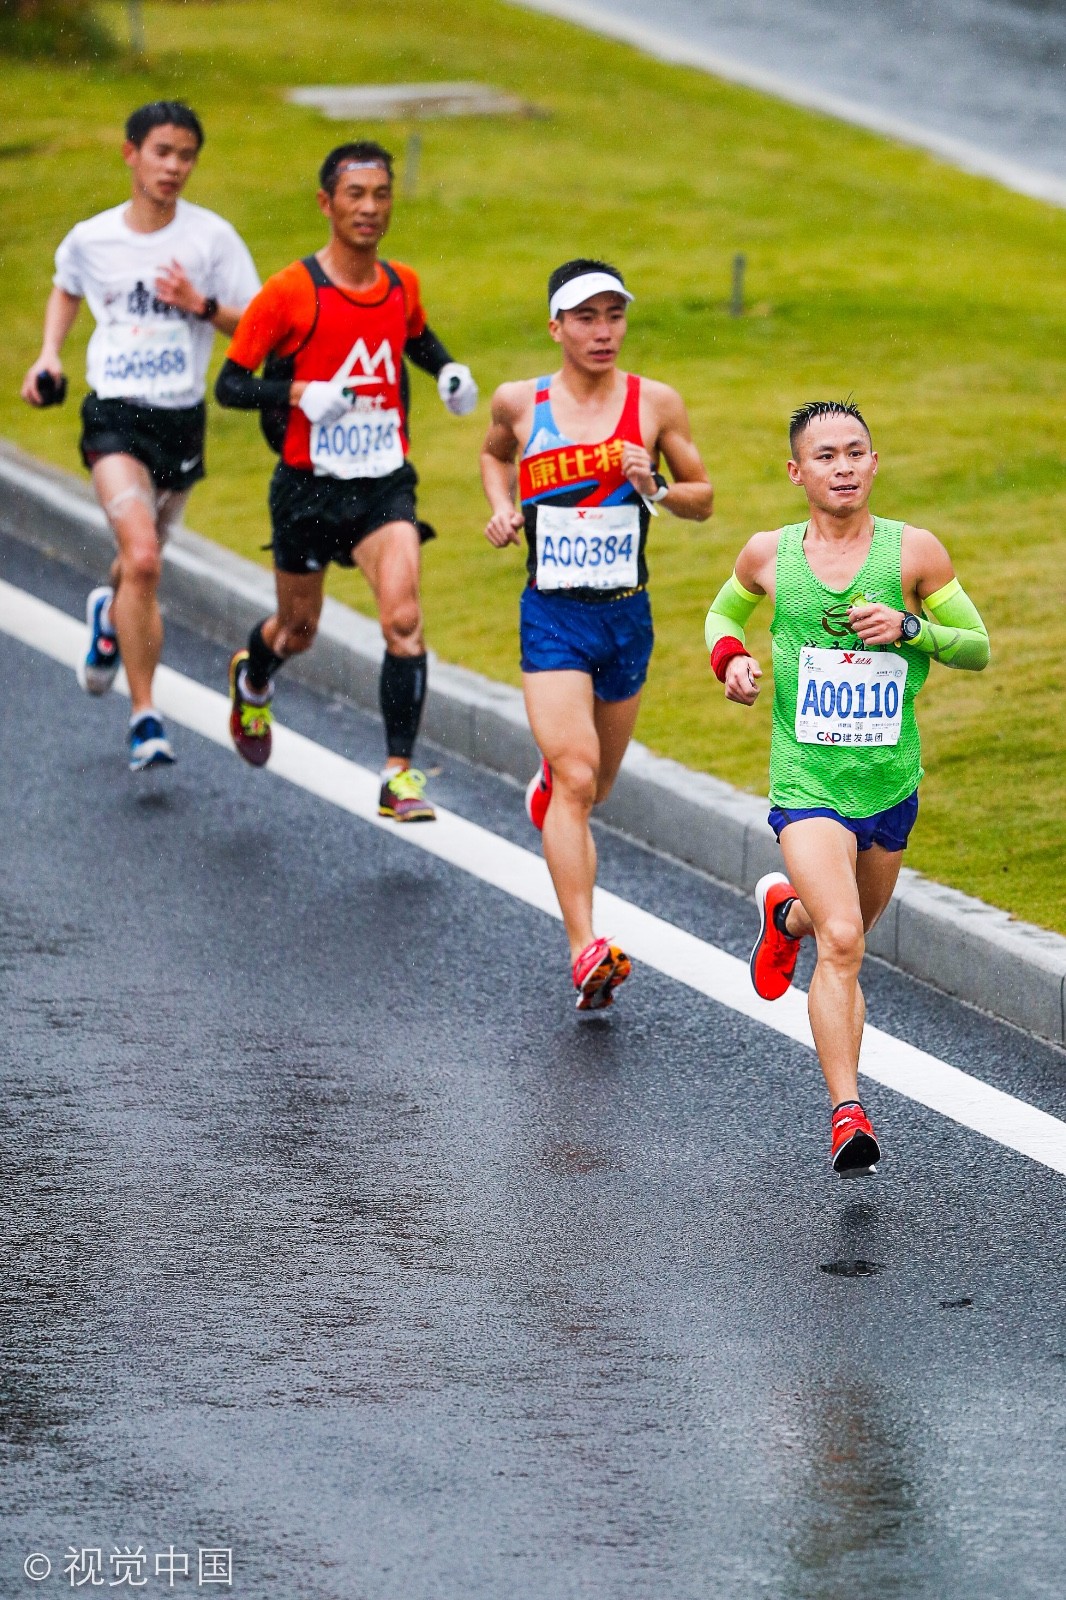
[795,648,908,748]
[535,504,640,592]
[96,321,194,402]
[310,408,404,480]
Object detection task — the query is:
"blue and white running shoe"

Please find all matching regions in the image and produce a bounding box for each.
[76,585,120,695]
[128,711,175,772]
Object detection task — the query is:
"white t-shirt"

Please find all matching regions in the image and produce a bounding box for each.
[54,199,260,409]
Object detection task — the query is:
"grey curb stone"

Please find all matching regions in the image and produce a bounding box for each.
[2,438,1064,1047]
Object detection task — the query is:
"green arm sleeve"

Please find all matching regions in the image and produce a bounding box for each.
[704,572,762,652]
[911,578,990,671]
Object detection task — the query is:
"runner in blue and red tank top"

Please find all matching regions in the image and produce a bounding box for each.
[215,141,478,821]
[481,259,714,1009]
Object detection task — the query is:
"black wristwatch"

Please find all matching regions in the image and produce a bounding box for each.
[197,295,219,322]
[899,611,922,643]
[649,471,669,503]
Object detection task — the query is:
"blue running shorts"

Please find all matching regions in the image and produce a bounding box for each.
[768,789,919,853]
[520,585,654,703]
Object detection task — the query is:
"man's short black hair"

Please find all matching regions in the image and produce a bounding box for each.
[319,141,394,195]
[125,101,204,150]
[789,399,872,455]
[547,257,625,309]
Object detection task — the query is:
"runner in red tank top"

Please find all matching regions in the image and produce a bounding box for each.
[480,259,714,1009]
[215,141,477,821]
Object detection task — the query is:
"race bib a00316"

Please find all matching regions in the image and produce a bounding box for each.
[795,648,908,748]
[535,504,639,592]
[310,408,404,480]
[96,321,194,401]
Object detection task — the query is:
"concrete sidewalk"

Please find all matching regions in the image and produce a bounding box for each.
[2,438,1064,1047]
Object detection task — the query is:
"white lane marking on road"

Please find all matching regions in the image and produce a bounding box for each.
[5,574,1066,1179]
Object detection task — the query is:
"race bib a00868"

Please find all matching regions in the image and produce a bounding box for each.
[96,321,194,401]
[795,648,908,748]
[536,503,640,592]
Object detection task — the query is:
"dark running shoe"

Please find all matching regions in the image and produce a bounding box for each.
[128,711,175,772]
[229,650,273,768]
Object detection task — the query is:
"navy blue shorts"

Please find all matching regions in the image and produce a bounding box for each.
[768,789,919,853]
[520,585,653,703]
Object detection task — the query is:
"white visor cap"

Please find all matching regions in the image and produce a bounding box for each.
[549,271,634,320]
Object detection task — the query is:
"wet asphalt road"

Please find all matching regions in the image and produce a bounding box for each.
[525,0,1066,186]
[2,529,1065,1600]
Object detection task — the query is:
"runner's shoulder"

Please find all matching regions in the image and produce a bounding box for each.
[489,377,539,421]
[900,521,954,589]
[177,198,251,248]
[633,373,687,414]
[735,529,781,590]
[60,203,128,245]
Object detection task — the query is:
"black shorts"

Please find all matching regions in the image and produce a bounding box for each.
[269,460,432,575]
[80,394,206,492]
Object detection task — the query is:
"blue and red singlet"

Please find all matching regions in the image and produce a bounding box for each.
[518,373,651,600]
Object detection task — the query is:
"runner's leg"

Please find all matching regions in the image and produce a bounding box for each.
[778,818,868,1107]
[592,691,641,803]
[353,520,426,771]
[92,455,163,717]
[259,569,326,660]
[524,669,600,961]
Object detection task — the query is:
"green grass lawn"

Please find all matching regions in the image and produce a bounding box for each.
[3,0,1064,928]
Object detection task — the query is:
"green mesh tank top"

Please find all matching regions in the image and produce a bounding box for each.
[769,517,929,815]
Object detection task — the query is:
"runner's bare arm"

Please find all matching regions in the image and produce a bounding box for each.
[624,383,712,520]
[21,288,80,404]
[154,260,244,335]
[706,531,781,705]
[850,525,989,667]
[480,383,529,548]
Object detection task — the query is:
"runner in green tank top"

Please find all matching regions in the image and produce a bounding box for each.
[704,401,990,1177]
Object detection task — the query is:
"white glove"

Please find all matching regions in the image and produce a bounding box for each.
[298,381,352,426]
[437,362,478,417]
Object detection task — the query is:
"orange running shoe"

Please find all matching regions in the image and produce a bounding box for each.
[750,872,802,1000]
[831,1101,881,1177]
[572,936,631,1011]
[525,759,552,830]
[229,649,273,768]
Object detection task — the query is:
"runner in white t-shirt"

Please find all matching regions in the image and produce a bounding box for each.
[20,100,259,771]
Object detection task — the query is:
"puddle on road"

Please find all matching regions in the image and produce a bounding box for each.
[819,1259,885,1278]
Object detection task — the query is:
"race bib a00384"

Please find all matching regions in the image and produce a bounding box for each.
[535,503,639,592]
[795,648,908,748]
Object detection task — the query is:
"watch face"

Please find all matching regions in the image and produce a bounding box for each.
[902,614,921,640]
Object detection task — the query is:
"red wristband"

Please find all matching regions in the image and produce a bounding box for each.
[710,636,750,682]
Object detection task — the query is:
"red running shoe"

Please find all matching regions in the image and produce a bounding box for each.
[572,936,631,1011]
[831,1101,881,1177]
[525,759,552,830]
[229,649,273,767]
[750,872,802,1000]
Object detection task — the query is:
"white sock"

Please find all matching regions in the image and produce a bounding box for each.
[237,666,271,706]
[100,595,115,635]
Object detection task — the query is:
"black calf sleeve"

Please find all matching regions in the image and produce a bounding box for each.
[245,619,286,691]
[380,651,428,761]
